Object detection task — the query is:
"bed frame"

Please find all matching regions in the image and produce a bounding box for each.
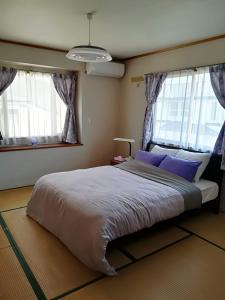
[146,142,223,213]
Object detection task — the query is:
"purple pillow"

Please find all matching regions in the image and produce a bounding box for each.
[135,150,166,167]
[158,155,202,182]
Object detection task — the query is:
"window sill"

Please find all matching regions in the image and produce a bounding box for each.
[0,142,83,152]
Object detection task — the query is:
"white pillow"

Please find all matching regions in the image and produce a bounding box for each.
[176,149,211,182]
[151,145,179,156]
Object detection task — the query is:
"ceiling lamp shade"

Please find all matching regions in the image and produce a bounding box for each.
[66,12,112,63]
[66,45,112,63]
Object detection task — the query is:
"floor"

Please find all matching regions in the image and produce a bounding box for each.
[0,187,225,300]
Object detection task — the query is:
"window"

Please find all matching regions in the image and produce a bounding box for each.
[153,67,225,151]
[0,70,67,146]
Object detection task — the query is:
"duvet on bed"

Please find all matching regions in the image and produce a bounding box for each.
[27,160,201,275]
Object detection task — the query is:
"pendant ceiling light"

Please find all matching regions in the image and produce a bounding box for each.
[66,12,112,63]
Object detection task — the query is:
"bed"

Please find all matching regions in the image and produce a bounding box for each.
[27,144,222,275]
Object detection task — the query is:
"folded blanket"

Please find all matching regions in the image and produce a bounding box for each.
[116,160,202,211]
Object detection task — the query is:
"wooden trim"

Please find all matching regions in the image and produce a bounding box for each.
[0,38,68,53]
[0,62,77,75]
[1,33,225,63]
[0,142,83,152]
[0,38,120,62]
[123,34,225,61]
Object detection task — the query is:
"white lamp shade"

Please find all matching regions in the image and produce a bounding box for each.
[113,138,135,143]
[66,45,112,63]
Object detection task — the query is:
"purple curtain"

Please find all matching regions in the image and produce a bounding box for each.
[209,64,225,168]
[0,67,17,140]
[142,72,167,150]
[52,73,78,144]
[0,67,17,95]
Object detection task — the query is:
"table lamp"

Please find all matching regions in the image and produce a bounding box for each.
[113,137,135,158]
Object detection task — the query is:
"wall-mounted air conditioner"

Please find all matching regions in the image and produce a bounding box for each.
[86,62,125,78]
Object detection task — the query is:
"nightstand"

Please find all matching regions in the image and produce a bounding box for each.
[110,158,126,165]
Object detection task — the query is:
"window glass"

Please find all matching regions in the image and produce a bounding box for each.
[0,70,67,146]
[153,67,225,151]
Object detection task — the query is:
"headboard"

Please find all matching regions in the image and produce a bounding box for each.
[146,142,223,189]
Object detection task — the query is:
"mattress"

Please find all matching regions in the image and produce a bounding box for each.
[194,179,219,203]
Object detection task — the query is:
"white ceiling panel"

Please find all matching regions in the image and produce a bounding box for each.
[0,0,225,59]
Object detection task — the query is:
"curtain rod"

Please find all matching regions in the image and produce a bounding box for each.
[0,61,78,75]
[144,61,224,76]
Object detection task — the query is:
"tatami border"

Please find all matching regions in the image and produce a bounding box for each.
[0,213,47,300]
[54,234,192,299]
[0,210,193,300]
[0,205,28,213]
[176,224,225,252]
[1,205,225,300]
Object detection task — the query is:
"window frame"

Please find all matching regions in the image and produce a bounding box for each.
[152,68,224,152]
[0,65,80,151]
[0,142,83,152]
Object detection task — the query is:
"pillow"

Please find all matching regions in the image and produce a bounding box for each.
[175,149,211,182]
[159,155,202,182]
[151,145,179,156]
[135,150,166,167]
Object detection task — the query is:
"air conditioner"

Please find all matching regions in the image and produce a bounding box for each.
[86,62,125,78]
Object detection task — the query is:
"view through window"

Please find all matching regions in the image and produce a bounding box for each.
[0,70,66,146]
[153,67,225,151]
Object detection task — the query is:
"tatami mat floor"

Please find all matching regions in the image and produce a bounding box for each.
[0,187,225,299]
[0,186,33,212]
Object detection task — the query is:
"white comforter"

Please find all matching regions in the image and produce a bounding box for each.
[27,165,184,275]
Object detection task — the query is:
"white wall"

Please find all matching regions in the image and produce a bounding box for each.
[0,42,120,189]
[117,38,225,210]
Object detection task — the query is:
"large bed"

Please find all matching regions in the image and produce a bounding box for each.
[27,144,222,275]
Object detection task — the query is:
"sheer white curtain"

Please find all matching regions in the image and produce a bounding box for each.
[0,70,66,145]
[153,67,225,151]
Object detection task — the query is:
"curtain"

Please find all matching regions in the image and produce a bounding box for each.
[0,70,66,146]
[52,73,78,144]
[142,72,167,150]
[209,63,225,168]
[153,67,225,152]
[0,67,17,96]
[0,67,17,140]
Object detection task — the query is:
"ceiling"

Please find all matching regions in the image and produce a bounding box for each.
[0,0,225,59]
